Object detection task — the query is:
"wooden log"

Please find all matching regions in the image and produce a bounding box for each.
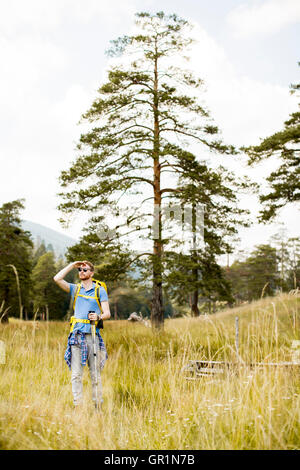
[182,360,300,379]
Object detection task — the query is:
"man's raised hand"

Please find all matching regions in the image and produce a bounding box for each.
[73,261,84,269]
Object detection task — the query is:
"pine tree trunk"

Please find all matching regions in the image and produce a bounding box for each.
[151,43,164,331]
[191,204,199,317]
[151,177,164,329]
[151,278,163,329]
[191,287,199,316]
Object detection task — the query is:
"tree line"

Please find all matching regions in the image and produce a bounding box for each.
[0,198,298,322]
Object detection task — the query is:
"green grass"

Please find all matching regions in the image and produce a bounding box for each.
[0,291,299,449]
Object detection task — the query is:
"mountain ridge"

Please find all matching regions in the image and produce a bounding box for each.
[21,220,77,257]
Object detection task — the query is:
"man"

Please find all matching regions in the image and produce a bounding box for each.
[53,260,111,409]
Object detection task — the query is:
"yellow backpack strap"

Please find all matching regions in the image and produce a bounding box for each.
[70,316,75,333]
[69,316,90,333]
[72,283,81,311]
[100,281,108,294]
[92,278,107,293]
[92,279,107,312]
[93,282,102,312]
[93,281,105,330]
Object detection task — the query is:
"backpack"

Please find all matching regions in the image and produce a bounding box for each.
[72,278,108,329]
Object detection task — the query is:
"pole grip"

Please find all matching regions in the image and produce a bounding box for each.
[89,311,96,326]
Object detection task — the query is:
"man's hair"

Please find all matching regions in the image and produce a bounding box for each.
[82,260,94,272]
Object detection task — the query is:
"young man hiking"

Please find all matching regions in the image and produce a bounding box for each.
[54,260,111,409]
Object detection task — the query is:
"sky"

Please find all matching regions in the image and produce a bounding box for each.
[0,0,299,264]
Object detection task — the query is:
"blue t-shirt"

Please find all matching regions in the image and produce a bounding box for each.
[69,282,108,334]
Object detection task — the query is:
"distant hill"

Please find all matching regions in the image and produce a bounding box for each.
[21,220,77,257]
[21,221,144,277]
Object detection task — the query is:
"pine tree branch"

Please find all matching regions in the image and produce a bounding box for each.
[133,98,155,109]
[160,188,181,195]
[112,225,150,240]
[123,213,153,227]
[160,127,209,145]
[119,175,155,187]
[106,123,154,138]
[112,138,154,151]
[122,252,153,271]
[140,196,155,205]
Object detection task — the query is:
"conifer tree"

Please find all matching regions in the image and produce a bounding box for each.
[243,63,300,222]
[161,162,248,315]
[32,241,47,267]
[0,199,33,318]
[285,237,300,290]
[32,252,69,320]
[225,244,280,301]
[164,248,234,315]
[58,12,251,329]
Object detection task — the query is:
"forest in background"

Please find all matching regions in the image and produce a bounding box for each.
[0,198,298,322]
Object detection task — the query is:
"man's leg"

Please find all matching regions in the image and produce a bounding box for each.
[71,344,84,406]
[86,335,103,406]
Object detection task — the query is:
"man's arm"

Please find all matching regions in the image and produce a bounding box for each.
[89,303,111,322]
[53,261,83,293]
[100,301,111,320]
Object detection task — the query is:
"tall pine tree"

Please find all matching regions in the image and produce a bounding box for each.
[58,12,251,329]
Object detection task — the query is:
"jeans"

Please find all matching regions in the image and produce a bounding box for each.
[71,333,104,406]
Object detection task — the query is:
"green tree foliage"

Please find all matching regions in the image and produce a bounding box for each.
[32,241,47,268]
[163,249,234,315]
[66,219,134,288]
[0,199,33,318]
[160,159,250,315]
[285,237,300,290]
[269,228,300,291]
[225,244,280,302]
[32,252,69,320]
[243,63,300,222]
[58,11,252,329]
[108,284,151,320]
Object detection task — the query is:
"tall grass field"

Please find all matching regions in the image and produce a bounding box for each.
[0,292,299,450]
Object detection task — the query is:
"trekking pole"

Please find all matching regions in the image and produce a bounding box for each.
[89,311,98,409]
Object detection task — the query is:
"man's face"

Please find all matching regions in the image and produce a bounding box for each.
[78,264,93,281]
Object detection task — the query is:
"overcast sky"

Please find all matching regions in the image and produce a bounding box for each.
[0,0,299,263]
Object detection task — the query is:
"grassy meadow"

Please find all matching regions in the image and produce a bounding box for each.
[0,291,299,450]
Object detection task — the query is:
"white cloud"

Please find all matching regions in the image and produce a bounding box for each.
[206,76,296,147]
[226,0,300,38]
[0,0,140,35]
[0,35,66,98]
[0,0,63,35]
[185,23,298,148]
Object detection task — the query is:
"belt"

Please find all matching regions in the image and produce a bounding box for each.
[69,316,90,333]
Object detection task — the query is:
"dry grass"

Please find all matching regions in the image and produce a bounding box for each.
[0,292,299,450]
